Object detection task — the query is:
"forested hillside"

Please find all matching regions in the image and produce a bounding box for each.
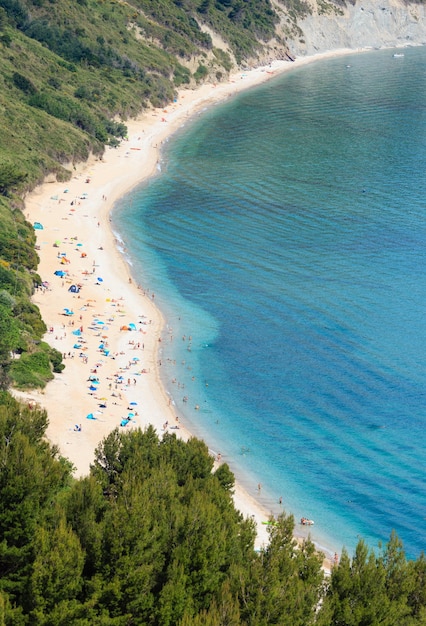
[0,0,284,187]
[1,393,426,625]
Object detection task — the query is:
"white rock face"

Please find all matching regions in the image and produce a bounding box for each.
[286,0,426,56]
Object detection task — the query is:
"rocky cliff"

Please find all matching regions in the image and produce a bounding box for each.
[282,0,426,56]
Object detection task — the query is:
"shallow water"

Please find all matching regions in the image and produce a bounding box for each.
[114,47,426,558]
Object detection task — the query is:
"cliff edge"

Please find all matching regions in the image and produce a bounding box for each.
[282,0,426,56]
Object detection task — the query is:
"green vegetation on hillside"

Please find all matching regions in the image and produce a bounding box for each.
[0,193,64,390]
[1,395,425,625]
[0,0,280,187]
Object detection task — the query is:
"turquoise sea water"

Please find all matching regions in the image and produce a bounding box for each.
[113,47,426,559]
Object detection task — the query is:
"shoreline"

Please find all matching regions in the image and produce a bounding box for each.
[22,47,365,562]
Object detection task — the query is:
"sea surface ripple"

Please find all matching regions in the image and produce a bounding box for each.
[114,47,426,558]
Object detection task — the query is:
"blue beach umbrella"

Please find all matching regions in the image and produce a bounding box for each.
[129,401,138,406]
[89,385,97,391]
[97,277,103,282]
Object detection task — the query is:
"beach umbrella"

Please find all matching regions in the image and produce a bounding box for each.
[34,222,44,230]
[74,344,81,349]
[77,243,83,247]
[86,413,96,420]
[129,401,138,406]
[128,323,137,331]
[89,385,97,391]
[72,329,81,336]
[97,277,103,282]
[127,413,135,418]
[132,357,140,361]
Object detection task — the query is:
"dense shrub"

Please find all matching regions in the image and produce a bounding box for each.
[9,349,54,388]
[12,70,36,94]
[194,63,208,82]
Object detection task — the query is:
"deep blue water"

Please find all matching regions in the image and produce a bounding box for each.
[113,47,426,559]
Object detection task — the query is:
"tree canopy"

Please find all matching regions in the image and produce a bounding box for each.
[1,398,425,625]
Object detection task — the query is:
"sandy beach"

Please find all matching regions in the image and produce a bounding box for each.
[21,49,358,557]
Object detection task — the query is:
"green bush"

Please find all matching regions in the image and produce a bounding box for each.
[9,349,53,388]
[13,299,46,338]
[0,161,28,195]
[193,63,208,82]
[12,70,36,94]
[45,343,64,373]
[173,63,191,86]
